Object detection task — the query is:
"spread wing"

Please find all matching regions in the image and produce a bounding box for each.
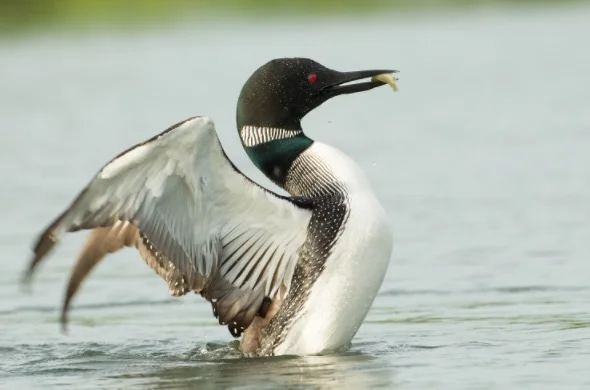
[24,116,313,336]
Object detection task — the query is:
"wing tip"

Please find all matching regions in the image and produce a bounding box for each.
[25,207,70,286]
[60,302,70,334]
[23,230,59,286]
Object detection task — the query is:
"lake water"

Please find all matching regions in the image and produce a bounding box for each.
[1,4,589,389]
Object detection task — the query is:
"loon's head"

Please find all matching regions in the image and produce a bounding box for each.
[236,58,397,130]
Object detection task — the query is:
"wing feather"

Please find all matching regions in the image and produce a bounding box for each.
[25,116,312,336]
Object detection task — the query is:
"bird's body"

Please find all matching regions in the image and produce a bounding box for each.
[24,58,397,356]
[264,142,393,356]
[241,139,393,355]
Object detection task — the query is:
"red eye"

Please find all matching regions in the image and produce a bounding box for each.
[308,73,318,84]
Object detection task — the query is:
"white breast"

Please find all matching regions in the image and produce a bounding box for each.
[274,142,393,355]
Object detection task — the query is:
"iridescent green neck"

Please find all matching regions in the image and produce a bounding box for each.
[243,131,313,188]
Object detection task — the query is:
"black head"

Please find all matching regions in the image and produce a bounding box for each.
[236,58,397,130]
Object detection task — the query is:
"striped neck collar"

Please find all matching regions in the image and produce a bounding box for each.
[239,125,303,147]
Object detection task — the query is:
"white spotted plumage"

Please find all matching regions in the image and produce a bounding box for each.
[274,142,393,355]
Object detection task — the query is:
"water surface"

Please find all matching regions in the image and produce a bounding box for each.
[1,5,590,389]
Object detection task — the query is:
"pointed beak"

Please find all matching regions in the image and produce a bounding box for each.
[321,69,399,95]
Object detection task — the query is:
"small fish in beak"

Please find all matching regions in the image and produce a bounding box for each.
[372,73,399,91]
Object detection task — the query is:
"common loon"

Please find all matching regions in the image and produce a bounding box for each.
[24,58,397,357]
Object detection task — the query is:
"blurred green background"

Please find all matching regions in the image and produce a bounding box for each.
[0,0,580,35]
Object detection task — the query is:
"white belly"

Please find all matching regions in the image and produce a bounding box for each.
[274,143,393,355]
